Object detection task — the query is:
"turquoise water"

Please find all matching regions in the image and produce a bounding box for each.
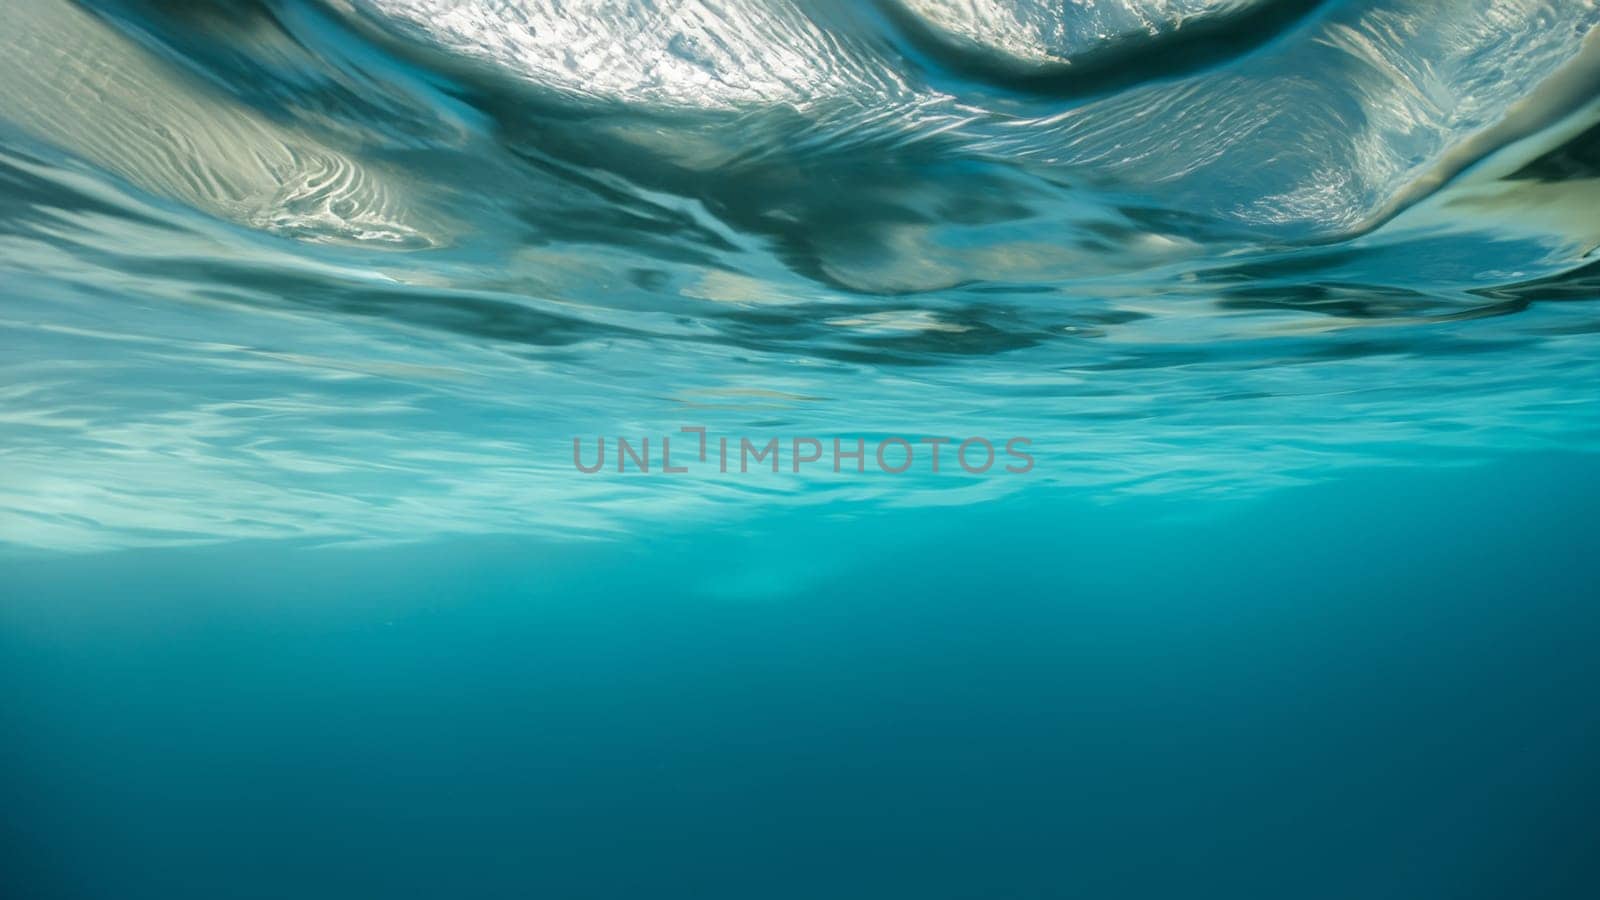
[7,459,1600,896]
[3,1,1600,896]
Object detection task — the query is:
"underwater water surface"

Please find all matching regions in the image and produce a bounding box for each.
[3,0,1600,897]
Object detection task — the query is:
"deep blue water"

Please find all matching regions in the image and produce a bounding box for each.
[4,1,1600,896]
[7,455,1600,898]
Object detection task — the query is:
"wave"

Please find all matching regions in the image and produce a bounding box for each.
[2,0,1600,551]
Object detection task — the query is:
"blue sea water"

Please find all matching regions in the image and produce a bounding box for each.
[3,1,1600,897]
[6,458,1600,897]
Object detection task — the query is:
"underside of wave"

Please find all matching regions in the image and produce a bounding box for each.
[0,0,433,247]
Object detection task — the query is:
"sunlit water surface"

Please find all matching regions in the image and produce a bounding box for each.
[3,0,1600,549]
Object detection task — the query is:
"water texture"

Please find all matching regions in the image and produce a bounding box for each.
[2,0,1599,550]
[5,4,1600,898]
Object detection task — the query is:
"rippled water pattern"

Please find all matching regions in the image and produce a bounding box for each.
[3,0,1600,551]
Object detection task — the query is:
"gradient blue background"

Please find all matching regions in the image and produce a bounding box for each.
[6,451,1598,899]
